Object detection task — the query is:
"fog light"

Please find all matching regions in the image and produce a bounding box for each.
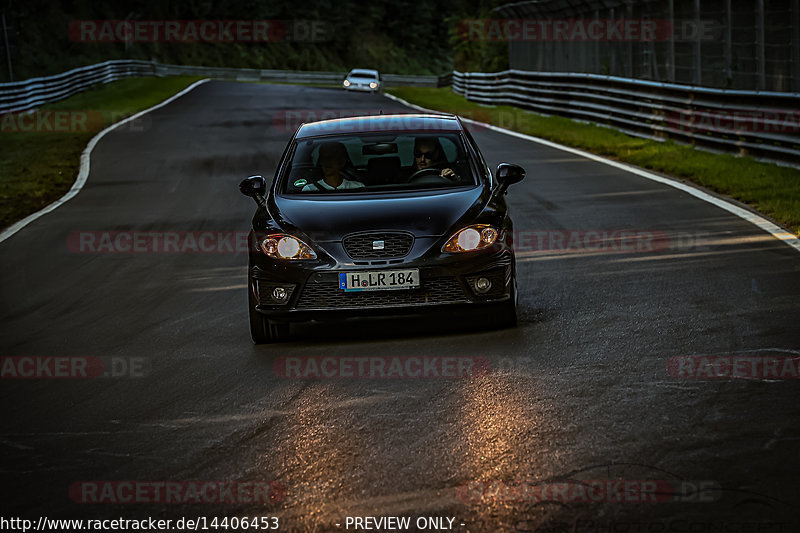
[474,277,491,294]
[271,287,288,303]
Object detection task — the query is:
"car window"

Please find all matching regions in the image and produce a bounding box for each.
[462,126,491,184]
[281,132,476,194]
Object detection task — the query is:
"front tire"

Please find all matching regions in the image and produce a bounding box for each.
[493,274,518,329]
[248,282,289,344]
[268,320,290,341]
[494,299,518,329]
[249,309,270,344]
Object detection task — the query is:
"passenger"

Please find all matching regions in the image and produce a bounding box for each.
[302,142,365,191]
[410,137,456,179]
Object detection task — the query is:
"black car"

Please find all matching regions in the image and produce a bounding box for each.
[239,113,525,343]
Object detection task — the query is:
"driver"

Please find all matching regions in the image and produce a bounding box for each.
[411,137,456,179]
[302,142,365,191]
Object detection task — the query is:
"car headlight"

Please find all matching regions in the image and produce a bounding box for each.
[442,225,498,253]
[343,79,351,87]
[369,82,378,89]
[260,234,317,260]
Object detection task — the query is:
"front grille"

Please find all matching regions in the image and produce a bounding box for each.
[296,275,467,310]
[342,232,413,259]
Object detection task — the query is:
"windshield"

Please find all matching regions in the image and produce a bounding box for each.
[280,132,477,194]
[349,71,378,79]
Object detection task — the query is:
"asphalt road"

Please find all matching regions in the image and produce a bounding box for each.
[2,81,799,532]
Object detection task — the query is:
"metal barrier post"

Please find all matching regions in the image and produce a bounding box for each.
[693,0,702,85]
[2,13,12,82]
[667,0,676,82]
[793,0,800,91]
[756,0,766,90]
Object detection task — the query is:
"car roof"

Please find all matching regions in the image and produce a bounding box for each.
[295,113,462,138]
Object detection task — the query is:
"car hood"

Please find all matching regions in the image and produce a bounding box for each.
[271,188,485,241]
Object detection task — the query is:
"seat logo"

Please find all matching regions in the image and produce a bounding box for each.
[372,240,385,250]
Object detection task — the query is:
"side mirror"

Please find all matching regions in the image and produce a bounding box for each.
[492,163,525,199]
[496,163,526,187]
[240,175,266,205]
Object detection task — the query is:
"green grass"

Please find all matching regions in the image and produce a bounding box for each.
[0,76,204,229]
[387,87,800,236]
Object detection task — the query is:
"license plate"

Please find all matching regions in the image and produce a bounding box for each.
[339,269,420,292]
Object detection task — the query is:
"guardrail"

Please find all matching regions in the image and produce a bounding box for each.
[154,62,452,87]
[0,60,154,114]
[453,70,800,168]
[152,63,344,84]
[0,60,452,115]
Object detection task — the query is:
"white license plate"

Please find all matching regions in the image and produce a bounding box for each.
[339,269,420,292]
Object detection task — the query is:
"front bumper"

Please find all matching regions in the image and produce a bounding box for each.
[344,83,379,92]
[249,249,514,323]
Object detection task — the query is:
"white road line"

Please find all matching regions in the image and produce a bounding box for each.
[0,79,211,244]
[384,93,800,254]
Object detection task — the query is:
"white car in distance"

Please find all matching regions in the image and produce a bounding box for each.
[343,69,382,93]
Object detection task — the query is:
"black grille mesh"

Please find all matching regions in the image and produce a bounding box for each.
[297,275,466,309]
[342,232,413,259]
